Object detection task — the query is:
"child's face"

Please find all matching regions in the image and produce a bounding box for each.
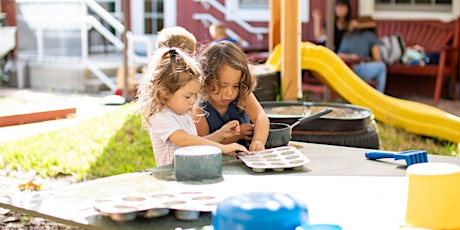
[166,79,200,115]
[209,64,241,107]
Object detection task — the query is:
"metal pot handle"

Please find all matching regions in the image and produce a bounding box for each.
[290,108,333,131]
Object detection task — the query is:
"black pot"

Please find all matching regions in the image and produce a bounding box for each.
[265,108,333,149]
[261,101,372,132]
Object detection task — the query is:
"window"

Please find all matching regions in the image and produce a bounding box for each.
[375,0,452,12]
[144,0,164,34]
[226,0,309,22]
[239,0,269,9]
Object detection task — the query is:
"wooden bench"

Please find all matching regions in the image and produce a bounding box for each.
[375,18,460,105]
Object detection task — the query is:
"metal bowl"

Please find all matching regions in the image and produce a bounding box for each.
[141,208,170,218]
[261,101,372,132]
[101,204,138,222]
[174,210,200,221]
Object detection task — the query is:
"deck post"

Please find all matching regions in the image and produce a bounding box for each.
[269,0,280,53]
[281,0,301,100]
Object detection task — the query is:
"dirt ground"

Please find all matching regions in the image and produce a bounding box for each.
[0,88,114,229]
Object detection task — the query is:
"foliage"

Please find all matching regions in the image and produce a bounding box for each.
[0,102,154,181]
[0,101,458,182]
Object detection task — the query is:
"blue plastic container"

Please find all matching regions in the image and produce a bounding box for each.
[212,192,309,230]
[299,224,343,230]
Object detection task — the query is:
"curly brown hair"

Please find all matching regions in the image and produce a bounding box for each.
[137,47,202,128]
[199,41,256,110]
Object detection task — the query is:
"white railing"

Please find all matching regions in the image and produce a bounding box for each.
[192,14,248,46]
[193,0,269,42]
[84,0,123,91]
[86,15,124,51]
[84,0,151,91]
[86,0,151,66]
[86,61,117,90]
[86,0,124,33]
[127,32,153,67]
[16,0,150,92]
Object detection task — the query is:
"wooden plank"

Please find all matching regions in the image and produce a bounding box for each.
[0,107,76,127]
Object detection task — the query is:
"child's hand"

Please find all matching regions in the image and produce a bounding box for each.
[239,123,254,140]
[219,120,240,139]
[249,141,265,152]
[221,143,249,157]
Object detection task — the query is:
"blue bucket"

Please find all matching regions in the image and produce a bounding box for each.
[213,192,309,230]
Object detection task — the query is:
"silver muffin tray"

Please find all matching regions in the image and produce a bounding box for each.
[93,190,222,222]
[238,146,310,172]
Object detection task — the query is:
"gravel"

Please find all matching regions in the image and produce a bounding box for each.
[0,167,83,229]
[0,88,114,229]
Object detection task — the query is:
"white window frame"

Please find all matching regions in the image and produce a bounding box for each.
[225,0,310,23]
[131,0,175,35]
[358,0,459,21]
[375,0,452,12]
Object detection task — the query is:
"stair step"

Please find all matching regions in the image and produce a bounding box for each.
[84,77,117,94]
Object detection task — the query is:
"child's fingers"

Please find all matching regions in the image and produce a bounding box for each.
[243,129,253,139]
[249,141,265,151]
[229,120,240,129]
[235,145,249,154]
[240,123,254,132]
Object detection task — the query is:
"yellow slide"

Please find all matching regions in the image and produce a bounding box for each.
[266,42,460,144]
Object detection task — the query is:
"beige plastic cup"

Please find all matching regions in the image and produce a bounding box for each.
[405,162,460,229]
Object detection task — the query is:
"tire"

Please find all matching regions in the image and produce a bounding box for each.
[292,126,380,149]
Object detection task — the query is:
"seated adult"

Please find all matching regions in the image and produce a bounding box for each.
[336,17,387,93]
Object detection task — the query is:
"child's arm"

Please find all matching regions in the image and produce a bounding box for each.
[203,120,242,143]
[244,93,270,151]
[192,105,242,144]
[192,105,211,136]
[210,121,241,143]
[169,129,249,155]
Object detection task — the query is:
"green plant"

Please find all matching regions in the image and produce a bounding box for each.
[1,100,458,183]
[0,102,154,181]
[376,121,459,157]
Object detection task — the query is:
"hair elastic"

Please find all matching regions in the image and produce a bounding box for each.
[169,47,177,57]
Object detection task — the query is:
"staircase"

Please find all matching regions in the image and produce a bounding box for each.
[15,0,152,94]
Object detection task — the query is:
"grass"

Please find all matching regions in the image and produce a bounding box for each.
[0,101,459,181]
[0,102,153,181]
[377,121,459,157]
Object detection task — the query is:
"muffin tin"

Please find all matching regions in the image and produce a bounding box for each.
[93,190,222,222]
[238,146,310,172]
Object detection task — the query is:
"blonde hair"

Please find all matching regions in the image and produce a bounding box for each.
[157,26,197,56]
[209,22,228,39]
[137,47,202,128]
[199,41,256,110]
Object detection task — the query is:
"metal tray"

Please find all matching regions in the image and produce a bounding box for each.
[238,146,310,172]
[94,190,223,222]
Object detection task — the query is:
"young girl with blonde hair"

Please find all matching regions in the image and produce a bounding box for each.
[193,41,269,151]
[137,47,248,166]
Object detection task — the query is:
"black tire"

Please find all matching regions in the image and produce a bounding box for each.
[292,127,380,149]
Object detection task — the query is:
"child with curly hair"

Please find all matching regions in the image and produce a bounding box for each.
[137,47,249,166]
[193,41,269,151]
